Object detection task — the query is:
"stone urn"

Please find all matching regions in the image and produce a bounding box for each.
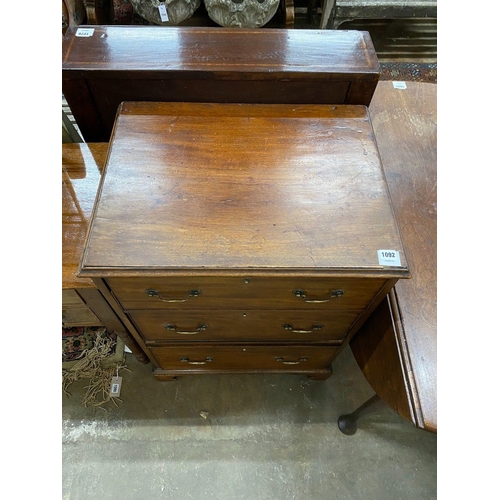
[204,0,280,28]
[128,0,201,25]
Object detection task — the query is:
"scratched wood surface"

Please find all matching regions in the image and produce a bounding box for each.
[351,81,437,432]
[78,102,408,277]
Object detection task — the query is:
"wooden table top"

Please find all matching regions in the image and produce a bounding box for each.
[78,102,409,279]
[62,142,108,289]
[359,81,437,432]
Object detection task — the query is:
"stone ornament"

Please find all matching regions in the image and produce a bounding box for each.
[204,0,280,28]
[128,0,201,25]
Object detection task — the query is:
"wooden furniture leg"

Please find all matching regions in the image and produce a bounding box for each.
[338,394,387,435]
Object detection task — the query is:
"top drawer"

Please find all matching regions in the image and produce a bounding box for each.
[106,276,388,311]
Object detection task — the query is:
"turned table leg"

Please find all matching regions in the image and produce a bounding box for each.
[338,394,386,435]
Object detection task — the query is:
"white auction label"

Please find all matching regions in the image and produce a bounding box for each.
[158,4,169,21]
[377,249,402,266]
[75,28,95,37]
[392,81,407,90]
[110,376,122,397]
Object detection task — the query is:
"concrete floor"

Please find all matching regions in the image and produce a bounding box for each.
[62,345,437,500]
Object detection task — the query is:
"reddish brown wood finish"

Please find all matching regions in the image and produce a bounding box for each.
[128,308,359,343]
[62,143,148,363]
[149,344,339,372]
[106,276,389,311]
[350,81,437,432]
[78,102,408,380]
[63,142,107,290]
[79,103,408,274]
[349,291,414,423]
[62,26,380,141]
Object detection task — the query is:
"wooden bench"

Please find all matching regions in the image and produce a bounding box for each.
[62,26,380,142]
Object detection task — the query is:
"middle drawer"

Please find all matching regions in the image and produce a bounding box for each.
[128,309,361,343]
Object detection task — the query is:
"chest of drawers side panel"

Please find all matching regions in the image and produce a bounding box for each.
[91,278,163,368]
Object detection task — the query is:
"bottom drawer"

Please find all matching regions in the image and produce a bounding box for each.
[150,344,339,372]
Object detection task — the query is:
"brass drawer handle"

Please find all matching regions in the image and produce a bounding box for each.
[180,356,213,365]
[282,324,324,334]
[164,324,209,335]
[293,289,344,303]
[275,356,308,365]
[145,288,201,302]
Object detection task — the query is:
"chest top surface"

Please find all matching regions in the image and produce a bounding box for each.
[79,102,408,277]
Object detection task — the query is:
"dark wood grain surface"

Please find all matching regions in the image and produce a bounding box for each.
[350,81,437,432]
[104,276,389,310]
[128,308,359,343]
[149,344,340,372]
[62,26,380,141]
[79,102,408,277]
[62,26,379,74]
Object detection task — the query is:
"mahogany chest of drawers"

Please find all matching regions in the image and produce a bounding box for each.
[62,26,380,142]
[78,102,409,381]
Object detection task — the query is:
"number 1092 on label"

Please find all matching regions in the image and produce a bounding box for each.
[377,249,401,266]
